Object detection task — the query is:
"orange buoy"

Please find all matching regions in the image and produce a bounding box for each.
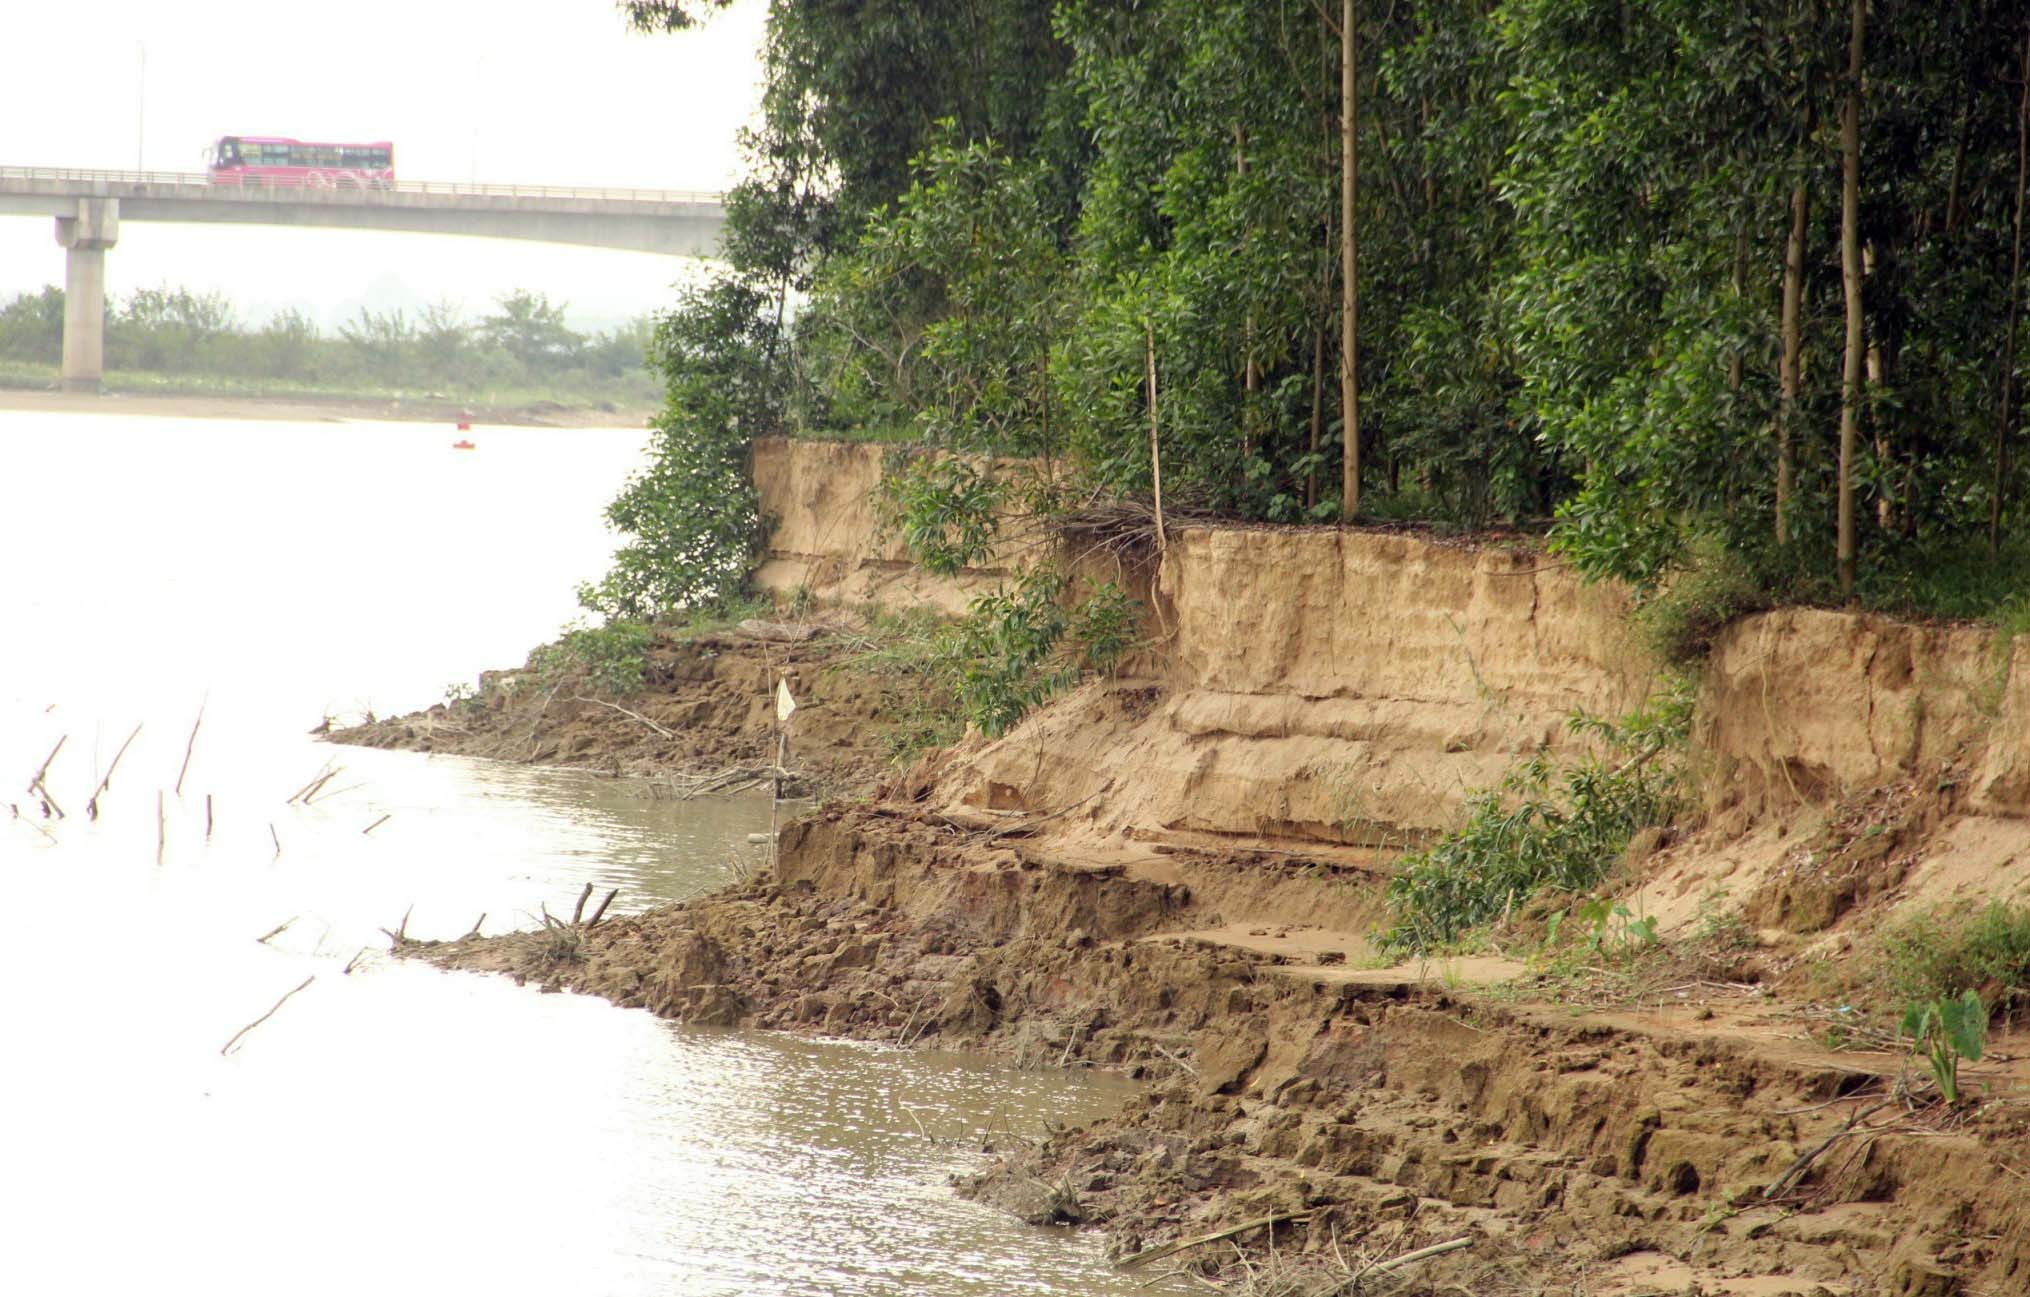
[456,420,472,431]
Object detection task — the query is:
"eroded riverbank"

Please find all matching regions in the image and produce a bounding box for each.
[329,437,2030,1295]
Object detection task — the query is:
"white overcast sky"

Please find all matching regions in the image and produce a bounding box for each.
[0,0,765,329]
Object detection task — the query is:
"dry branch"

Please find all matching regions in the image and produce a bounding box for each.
[569,695,676,739]
[1361,1235,1473,1278]
[1119,1211,1312,1270]
[255,917,297,945]
[586,888,619,928]
[220,975,315,1055]
[361,813,391,835]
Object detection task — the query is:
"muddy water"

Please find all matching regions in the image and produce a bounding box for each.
[0,410,1179,1296]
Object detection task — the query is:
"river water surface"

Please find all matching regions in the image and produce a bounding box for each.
[0,409,1179,1296]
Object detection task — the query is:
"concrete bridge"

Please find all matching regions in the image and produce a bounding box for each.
[0,167,728,391]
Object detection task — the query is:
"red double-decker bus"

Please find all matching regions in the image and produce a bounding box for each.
[207,136,394,189]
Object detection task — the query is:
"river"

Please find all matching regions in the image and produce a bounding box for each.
[0,408,1181,1296]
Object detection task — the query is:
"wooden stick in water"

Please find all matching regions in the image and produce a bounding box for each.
[156,789,165,865]
[269,822,281,859]
[586,888,619,928]
[255,917,297,945]
[361,813,391,835]
[27,733,65,793]
[220,975,315,1056]
[1118,1211,1312,1269]
[85,723,143,820]
[205,794,213,839]
[570,881,595,925]
[174,698,205,797]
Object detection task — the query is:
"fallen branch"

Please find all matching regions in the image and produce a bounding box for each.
[220,975,316,1055]
[361,813,391,835]
[1360,1235,1473,1278]
[1119,1211,1312,1270]
[464,913,486,939]
[1764,1097,1896,1200]
[269,822,281,859]
[255,917,297,946]
[84,723,143,820]
[286,760,337,806]
[586,888,619,928]
[342,948,367,975]
[570,881,595,925]
[569,695,676,739]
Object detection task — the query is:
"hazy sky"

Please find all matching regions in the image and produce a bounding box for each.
[0,0,766,329]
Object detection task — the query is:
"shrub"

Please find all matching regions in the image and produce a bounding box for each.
[1875,901,2030,1015]
[1378,681,1692,955]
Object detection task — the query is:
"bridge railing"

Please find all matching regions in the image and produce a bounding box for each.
[0,166,722,205]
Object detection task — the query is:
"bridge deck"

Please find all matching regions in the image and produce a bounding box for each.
[0,167,727,255]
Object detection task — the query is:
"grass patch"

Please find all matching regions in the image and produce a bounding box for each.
[1872,899,2030,1019]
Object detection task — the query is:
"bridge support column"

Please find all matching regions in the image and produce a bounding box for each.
[54,198,119,394]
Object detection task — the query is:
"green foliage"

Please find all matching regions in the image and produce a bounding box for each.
[481,290,586,370]
[944,571,1138,737]
[581,278,781,620]
[1634,534,1771,666]
[0,286,64,365]
[1876,901,2030,1016]
[1545,895,1661,959]
[530,619,656,695]
[0,283,656,400]
[1379,682,1693,955]
[876,453,1007,576]
[1901,991,1987,1106]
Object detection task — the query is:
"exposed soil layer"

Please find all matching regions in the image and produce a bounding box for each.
[329,621,927,798]
[405,803,2030,1296]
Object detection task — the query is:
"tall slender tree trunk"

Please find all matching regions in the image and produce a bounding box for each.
[1340,0,1360,521]
[1778,175,1807,545]
[1866,241,1894,531]
[1993,22,2030,558]
[1836,0,1866,602]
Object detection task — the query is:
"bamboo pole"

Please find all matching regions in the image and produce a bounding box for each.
[1145,321,1167,552]
[1340,0,1360,521]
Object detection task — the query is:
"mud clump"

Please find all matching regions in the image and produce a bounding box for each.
[328,621,929,798]
[399,806,2030,1296]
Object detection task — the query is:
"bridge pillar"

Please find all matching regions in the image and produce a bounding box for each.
[54,198,119,393]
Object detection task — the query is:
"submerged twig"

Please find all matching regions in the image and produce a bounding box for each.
[175,698,205,797]
[255,917,297,945]
[84,723,143,820]
[220,975,316,1055]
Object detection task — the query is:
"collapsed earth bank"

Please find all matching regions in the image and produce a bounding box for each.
[342,438,2030,1296]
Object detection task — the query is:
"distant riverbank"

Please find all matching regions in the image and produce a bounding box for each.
[0,383,653,428]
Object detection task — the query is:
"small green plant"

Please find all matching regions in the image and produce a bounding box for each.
[530,618,655,695]
[443,680,476,705]
[1901,990,1987,1105]
[1547,895,1660,957]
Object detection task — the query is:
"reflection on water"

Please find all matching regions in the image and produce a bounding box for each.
[0,409,1180,1297]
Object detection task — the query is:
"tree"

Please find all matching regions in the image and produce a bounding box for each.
[481,290,583,372]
